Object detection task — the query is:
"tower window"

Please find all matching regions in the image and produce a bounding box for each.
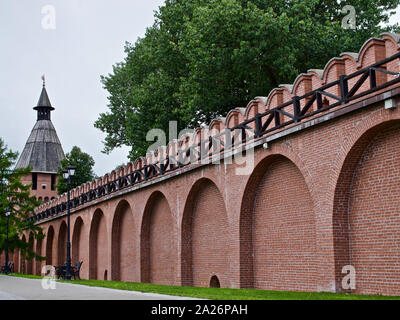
[51,174,57,190]
[32,173,37,190]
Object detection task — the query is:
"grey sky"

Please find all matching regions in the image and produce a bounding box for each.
[0,1,399,177]
[0,0,164,176]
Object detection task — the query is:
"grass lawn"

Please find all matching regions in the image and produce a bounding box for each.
[6,273,400,300]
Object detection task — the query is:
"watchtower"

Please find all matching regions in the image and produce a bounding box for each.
[15,77,65,202]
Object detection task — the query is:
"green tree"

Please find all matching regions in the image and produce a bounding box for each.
[0,138,44,262]
[95,0,400,160]
[56,146,96,195]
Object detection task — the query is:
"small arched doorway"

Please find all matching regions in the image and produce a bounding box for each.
[210,275,220,288]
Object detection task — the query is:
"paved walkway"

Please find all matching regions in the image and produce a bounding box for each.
[0,275,198,300]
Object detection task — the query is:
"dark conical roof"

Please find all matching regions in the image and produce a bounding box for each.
[34,86,54,111]
[15,120,65,173]
[34,83,55,121]
[15,82,65,173]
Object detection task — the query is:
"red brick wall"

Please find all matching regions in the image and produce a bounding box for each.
[45,226,54,266]
[20,235,26,273]
[21,172,58,202]
[252,156,317,291]
[23,96,400,295]
[348,125,400,295]
[111,200,137,282]
[182,178,230,288]
[21,33,400,296]
[57,221,67,265]
[141,192,177,285]
[72,216,88,278]
[35,238,42,275]
[26,233,34,275]
[89,209,108,280]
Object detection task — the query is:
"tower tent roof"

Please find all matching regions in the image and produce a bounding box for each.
[15,120,65,173]
[15,80,65,173]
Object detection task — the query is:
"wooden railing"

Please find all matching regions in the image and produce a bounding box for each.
[28,52,400,223]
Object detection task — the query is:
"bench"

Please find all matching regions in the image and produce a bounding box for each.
[72,261,83,280]
[54,261,83,280]
[54,265,66,280]
[1,262,14,274]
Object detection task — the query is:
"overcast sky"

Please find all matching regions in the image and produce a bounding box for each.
[0,1,399,177]
[0,0,164,176]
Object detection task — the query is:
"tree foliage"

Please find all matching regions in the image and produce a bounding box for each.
[0,138,44,261]
[56,146,96,195]
[95,0,400,160]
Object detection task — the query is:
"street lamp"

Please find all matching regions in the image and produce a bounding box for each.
[63,165,76,280]
[2,207,11,274]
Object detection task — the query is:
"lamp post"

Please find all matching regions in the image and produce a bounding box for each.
[3,207,11,274]
[63,165,76,280]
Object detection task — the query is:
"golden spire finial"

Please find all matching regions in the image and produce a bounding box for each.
[41,74,45,87]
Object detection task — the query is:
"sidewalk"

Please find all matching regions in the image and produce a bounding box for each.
[0,275,199,300]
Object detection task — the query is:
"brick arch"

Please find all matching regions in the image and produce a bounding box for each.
[45,225,55,266]
[210,275,221,288]
[89,209,108,280]
[333,119,400,295]
[72,216,86,276]
[57,221,67,266]
[256,143,315,201]
[111,199,136,282]
[240,154,316,291]
[327,108,398,198]
[140,191,177,285]
[181,178,230,287]
[20,234,26,273]
[27,232,34,274]
[13,248,20,273]
[35,233,43,276]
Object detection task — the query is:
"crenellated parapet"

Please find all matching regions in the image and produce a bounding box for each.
[32,32,400,221]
